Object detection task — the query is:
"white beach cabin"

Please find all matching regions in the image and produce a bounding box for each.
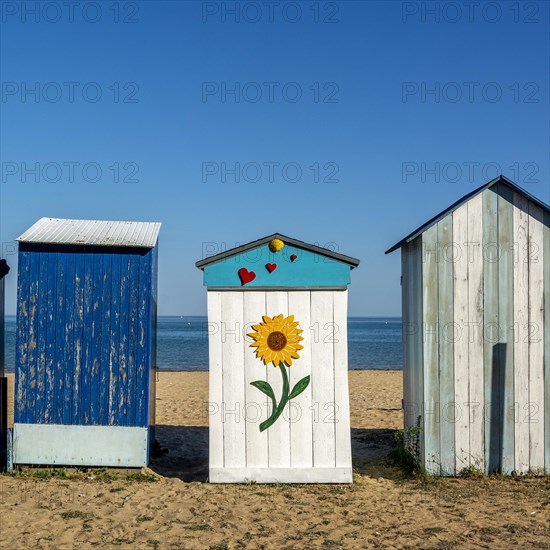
[196,234,360,483]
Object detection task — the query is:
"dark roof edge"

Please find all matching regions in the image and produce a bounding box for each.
[385,175,550,254]
[196,233,360,269]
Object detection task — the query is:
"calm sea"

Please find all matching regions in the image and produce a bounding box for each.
[2,316,402,372]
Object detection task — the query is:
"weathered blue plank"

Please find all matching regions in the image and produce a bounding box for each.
[136,252,150,427]
[72,253,85,423]
[118,255,131,426]
[63,253,76,425]
[44,252,57,423]
[109,254,121,425]
[34,253,48,423]
[90,253,103,425]
[99,254,112,425]
[15,251,30,423]
[26,252,40,423]
[81,253,94,425]
[437,215,454,476]
[54,253,66,424]
[498,184,515,474]
[127,254,140,427]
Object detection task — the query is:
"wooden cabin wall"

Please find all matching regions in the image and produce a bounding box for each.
[207,289,352,482]
[407,183,549,475]
[15,247,155,428]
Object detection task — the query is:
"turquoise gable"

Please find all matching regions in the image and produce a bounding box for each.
[203,244,351,288]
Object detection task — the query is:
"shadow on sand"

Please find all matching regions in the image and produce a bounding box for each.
[149,426,400,482]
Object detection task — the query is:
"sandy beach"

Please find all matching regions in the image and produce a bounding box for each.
[1,370,548,549]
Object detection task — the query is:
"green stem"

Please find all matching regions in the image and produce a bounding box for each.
[260,363,289,432]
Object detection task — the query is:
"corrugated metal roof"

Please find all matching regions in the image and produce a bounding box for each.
[385,175,550,254]
[17,218,161,248]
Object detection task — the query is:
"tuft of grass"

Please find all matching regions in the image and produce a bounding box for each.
[459,464,484,478]
[391,418,423,475]
[126,472,158,482]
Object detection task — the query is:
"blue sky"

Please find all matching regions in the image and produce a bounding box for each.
[1,0,549,316]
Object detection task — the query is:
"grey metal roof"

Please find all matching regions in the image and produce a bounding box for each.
[196,233,360,269]
[385,176,550,254]
[17,218,161,248]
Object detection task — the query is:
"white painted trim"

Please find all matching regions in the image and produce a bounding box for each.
[209,467,352,484]
[13,423,148,467]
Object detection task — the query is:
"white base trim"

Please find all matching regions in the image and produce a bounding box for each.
[209,467,353,484]
[13,423,148,467]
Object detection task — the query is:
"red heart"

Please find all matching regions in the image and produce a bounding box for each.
[238,267,256,285]
[290,254,297,262]
[266,263,277,273]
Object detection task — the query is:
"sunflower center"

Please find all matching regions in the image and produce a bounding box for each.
[267,331,287,351]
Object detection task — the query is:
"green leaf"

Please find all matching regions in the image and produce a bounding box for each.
[250,380,276,401]
[288,376,310,400]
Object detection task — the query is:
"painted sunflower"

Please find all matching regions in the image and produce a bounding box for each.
[248,314,304,367]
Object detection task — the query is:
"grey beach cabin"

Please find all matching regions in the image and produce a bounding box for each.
[12,218,161,468]
[386,176,550,476]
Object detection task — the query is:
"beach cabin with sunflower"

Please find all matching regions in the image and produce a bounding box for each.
[196,234,360,483]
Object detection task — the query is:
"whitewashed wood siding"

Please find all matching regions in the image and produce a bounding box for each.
[207,289,352,483]
[401,183,549,475]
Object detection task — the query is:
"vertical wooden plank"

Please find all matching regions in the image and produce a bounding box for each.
[310,291,336,468]
[64,253,76,426]
[438,215,455,476]
[453,203,470,472]
[207,291,224,470]
[81,253,94,425]
[422,225,440,474]
[544,208,550,474]
[243,291,269,468]
[35,252,48,424]
[99,254,112,426]
[136,253,149,427]
[26,251,40,424]
[498,184,515,474]
[513,191,529,474]
[127,254,140,427]
[15,251,30,423]
[288,290,314,468]
[44,252,57,423]
[483,187,501,473]
[90,253,103,426]
[266,291,291,468]
[54,253,66,425]
[72,253,85,424]
[109,254,121,426]
[401,247,412,429]
[410,238,424,465]
[118,255,130,426]
[221,291,246,468]
[527,203,545,471]
[467,194,484,470]
[333,290,351,468]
